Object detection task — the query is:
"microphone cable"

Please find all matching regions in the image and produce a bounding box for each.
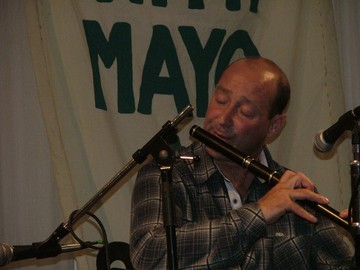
[68,210,111,270]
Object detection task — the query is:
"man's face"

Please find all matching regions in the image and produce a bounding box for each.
[203,62,278,160]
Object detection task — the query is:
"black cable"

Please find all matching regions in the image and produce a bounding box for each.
[68,210,111,270]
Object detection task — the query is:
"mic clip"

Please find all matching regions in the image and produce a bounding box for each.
[177,155,200,162]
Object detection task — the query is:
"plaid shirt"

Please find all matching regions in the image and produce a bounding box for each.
[130,142,353,269]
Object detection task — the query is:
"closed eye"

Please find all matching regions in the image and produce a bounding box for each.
[214,89,229,105]
[240,110,255,118]
[215,96,228,105]
[238,105,257,119]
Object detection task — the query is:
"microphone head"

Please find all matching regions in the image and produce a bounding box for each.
[314,131,334,152]
[0,243,13,266]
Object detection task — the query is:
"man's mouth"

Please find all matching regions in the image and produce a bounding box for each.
[212,131,231,143]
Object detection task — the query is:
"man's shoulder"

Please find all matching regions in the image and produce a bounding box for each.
[263,146,286,173]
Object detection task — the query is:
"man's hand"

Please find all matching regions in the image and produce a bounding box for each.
[339,209,349,219]
[258,170,330,224]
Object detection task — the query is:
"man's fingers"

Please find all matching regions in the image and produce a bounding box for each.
[279,170,315,191]
[287,189,330,223]
[259,171,330,224]
[339,209,349,219]
[290,189,330,205]
[289,202,318,223]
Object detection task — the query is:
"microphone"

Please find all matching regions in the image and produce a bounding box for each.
[0,241,94,266]
[314,105,360,152]
[0,243,12,266]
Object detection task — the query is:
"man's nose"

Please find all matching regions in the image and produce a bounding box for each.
[219,107,234,127]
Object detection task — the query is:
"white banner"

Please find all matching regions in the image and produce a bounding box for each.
[12,0,351,268]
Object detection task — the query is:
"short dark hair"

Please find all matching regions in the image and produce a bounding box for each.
[226,57,291,119]
[269,69,290,118]
[243,57,290,119]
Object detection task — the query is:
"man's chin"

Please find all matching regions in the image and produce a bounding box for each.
[205,146,228,161]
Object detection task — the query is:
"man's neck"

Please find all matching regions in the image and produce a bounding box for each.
[214,159,255,199]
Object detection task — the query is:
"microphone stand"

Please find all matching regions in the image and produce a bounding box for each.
[152,136,178,270]
[8,105,193,266]
[350,124,360,269]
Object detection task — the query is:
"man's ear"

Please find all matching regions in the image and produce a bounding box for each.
[266,113,287,143]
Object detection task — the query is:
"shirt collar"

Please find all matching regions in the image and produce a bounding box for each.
[216,149,269,184]
[191,142,270,185]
